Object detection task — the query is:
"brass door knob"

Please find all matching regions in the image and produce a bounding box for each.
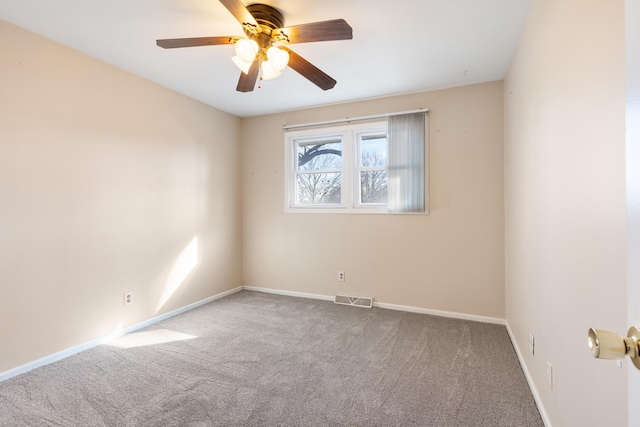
[587,327,640,370]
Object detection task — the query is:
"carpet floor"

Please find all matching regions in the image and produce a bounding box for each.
[0,291,544,426]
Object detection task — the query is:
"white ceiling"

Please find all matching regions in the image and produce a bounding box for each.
[0,0,532,117]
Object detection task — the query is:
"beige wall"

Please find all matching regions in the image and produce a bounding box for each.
[0,21,243,373]
[627,0,640,421]
[241,82,505,319]
[504,0,627,425]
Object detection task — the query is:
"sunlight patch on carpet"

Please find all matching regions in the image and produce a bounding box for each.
[106,329,197,349]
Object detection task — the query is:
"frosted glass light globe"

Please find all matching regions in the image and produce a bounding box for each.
[267,46,289,71]
[261,60,281,80]
[235,39,258,63]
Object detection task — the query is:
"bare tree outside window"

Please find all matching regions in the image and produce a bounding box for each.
[296,142,342,204]
[358,135,388,204]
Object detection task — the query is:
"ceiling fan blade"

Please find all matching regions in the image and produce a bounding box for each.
[156,36,240,49]
[281,47,336,90]
[273,19,352,44]
[237,57,262,92]
[219,0,258,28]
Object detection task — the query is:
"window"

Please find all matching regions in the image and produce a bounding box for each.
[285,113,427,214]
[356,132,388,206]
[295,136,343,205]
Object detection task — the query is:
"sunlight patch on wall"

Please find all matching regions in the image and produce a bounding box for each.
[156,236,201,313]
[106,329,197,349]
[104,322,126,342]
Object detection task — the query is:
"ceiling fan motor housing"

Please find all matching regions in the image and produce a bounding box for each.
[244,4,286,59]
[246,4,284,34]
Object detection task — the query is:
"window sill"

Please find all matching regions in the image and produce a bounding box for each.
[285,206,429,215]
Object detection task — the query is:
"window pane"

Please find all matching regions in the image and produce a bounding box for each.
[360,136,387,167]
[360,170,388,204]
[297,142,342,171]
[296,172,342,204]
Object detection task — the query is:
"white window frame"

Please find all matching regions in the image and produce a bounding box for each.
[285,121,388,213]
[354,130,389,208]
[292,133,346,208]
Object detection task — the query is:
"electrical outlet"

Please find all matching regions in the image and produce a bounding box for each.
[124,292,133,306]
[529,332,535,355]
[338,271,345,282]
[546,361,553,390]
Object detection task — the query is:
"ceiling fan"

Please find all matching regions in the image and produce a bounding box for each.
[156,0,353,92]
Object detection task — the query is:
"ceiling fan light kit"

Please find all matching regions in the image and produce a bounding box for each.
[156,0,353,92]
[231,38,289,81]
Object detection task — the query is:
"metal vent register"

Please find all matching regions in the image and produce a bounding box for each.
[334,294,373,308]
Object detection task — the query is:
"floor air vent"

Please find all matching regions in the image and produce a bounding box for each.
[334,294,373,308]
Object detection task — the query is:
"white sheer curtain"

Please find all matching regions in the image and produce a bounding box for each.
[387,112,427,213]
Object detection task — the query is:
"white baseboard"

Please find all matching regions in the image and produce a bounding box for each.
[375,301,506,325]
[0,286,243,383]
[243,286,505,325]
[505,323,552,427]
[242,286,334,302]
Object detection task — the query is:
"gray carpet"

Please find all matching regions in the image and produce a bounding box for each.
[0,291,544,426]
